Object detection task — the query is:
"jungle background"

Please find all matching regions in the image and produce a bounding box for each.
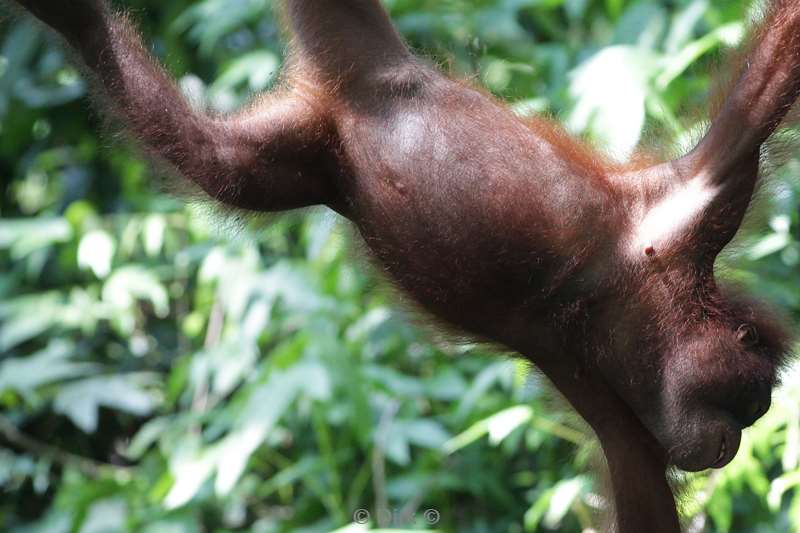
[2,0,800,531]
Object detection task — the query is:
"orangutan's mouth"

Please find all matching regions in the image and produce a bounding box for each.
[713,436,727,468]
[667,424,740,472]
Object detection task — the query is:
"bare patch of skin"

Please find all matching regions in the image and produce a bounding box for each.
[628,175,720,259]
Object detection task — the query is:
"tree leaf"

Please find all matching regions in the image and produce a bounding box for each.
[54,375,158,433]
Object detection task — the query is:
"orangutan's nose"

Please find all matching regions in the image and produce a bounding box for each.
[731,393,771,428]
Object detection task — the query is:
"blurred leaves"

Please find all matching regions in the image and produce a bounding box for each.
[53,374,158,433]
[0,340,97,398]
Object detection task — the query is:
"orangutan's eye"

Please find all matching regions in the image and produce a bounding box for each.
[736,324,759,346]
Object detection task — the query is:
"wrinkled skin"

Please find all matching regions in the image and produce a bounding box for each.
[11,0,798,531]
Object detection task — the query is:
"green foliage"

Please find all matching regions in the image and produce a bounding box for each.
[1,1,799,531]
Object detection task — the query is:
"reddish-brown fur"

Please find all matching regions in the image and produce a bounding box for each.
[12,0,798,531]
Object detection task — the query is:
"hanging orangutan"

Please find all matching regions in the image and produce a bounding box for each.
[11,0,797,530]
